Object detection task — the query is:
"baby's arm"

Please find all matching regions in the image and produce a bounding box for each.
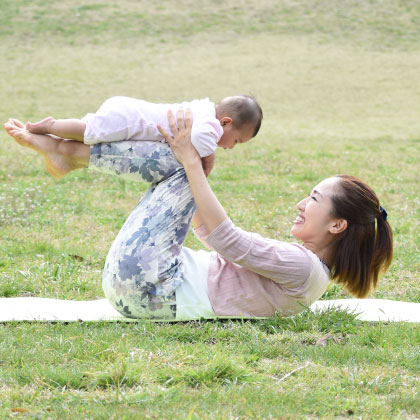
[201,153,215,177]
[26,117,86,142]
[191,118,223,177]
[191,119,223,155]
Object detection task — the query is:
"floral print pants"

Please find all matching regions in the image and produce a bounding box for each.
[90,141,196,319]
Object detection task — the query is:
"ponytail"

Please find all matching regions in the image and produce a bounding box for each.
[329,175,393,298]
[371,212,393,289]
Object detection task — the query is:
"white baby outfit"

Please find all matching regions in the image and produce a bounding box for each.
[82,96,223,157]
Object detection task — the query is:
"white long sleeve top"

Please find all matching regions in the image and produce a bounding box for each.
[83,96,223,157]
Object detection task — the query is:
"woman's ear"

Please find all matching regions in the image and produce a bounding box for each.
[329,219,348,235]
[219,116,233,126]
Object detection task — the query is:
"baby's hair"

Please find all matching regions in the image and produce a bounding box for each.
[216,95,263,137]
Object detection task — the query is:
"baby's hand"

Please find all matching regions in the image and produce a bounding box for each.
[201,153,215,177]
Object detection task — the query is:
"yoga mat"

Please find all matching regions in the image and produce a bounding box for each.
[310,299,420,322]
[0,297,419,322]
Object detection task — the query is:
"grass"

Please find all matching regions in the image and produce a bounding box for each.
[0,0,419,418]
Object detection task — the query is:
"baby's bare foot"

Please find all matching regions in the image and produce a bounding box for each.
[4,118,88,179]
[26,116,56,134]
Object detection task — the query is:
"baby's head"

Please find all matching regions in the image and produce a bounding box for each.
[215,95,263,149]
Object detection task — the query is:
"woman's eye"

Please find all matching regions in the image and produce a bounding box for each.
[310,194,317,201]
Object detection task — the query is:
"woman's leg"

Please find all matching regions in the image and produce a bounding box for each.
[4,118,179,182]
[92,141,196,319]
[4,118,89,178]
[89,140,182,183]
[5,121,196,319]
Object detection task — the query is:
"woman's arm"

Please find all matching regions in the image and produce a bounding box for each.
[181,160,228,233]
[158,109,228,234]
[192,211,204,230]
[159,111,319,294]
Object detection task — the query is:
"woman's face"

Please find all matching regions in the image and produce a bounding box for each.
[291,177,340,245]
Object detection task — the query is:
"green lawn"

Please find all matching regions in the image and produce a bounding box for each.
[0,1,419,418]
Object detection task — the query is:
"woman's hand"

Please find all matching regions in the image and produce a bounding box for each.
[157,108,201,169]
[158,108,228,233]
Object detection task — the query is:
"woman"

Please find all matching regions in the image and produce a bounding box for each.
[4,113,393,320]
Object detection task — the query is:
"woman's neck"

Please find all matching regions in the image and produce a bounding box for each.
[302,241,333,268]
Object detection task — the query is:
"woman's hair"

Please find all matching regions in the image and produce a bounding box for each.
[328,175,393,298]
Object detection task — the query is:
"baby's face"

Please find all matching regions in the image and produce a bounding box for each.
[218,124,254,150]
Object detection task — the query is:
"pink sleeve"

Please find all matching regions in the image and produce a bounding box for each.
[193,224,213,250]
[191,118,223,157]
[206,219,313,289]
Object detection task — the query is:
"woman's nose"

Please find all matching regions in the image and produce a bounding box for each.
[296,198,306,210]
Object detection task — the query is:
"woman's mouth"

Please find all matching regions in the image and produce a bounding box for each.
[294,214,304,224]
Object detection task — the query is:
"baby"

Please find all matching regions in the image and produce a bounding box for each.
[26,95,263,176]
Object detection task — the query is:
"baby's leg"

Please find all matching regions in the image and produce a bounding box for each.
[26,117,86,142]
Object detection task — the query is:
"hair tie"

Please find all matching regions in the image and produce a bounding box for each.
[379,206,388,221]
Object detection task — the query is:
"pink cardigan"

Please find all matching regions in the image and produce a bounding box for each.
[194,219,330,317]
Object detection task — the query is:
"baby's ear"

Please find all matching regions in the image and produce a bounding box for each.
[219,116,233,126]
